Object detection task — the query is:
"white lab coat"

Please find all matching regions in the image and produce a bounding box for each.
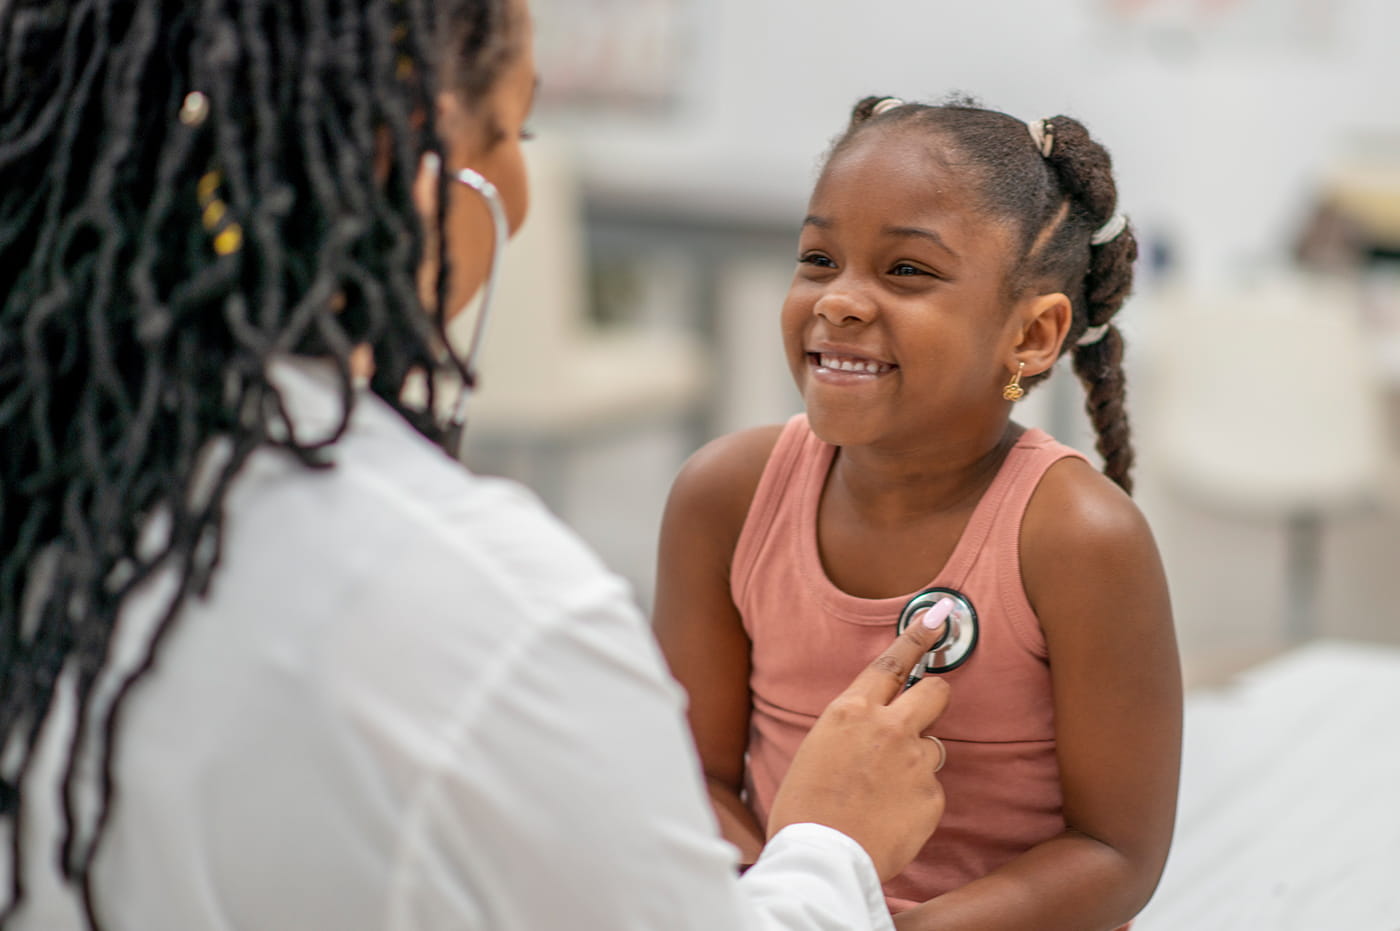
[7,359,892,931]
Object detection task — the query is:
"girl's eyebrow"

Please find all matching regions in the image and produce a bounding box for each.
[884,225,959,259]
[800,215,959,261]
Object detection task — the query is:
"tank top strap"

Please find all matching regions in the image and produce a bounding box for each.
[938,428,1089,589]
[732,413,829,608]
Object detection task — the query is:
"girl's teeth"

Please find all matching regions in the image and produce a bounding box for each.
[820,354,889,374]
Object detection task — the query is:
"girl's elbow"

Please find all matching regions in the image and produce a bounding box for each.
[1071,826,1173,918]
[1115,834,1174,917]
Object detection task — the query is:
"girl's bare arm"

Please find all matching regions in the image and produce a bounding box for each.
[896,457,1181,930]
[653,426,784,867]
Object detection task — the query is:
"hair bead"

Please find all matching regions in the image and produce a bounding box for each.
[1076,324,1110,347]
[1027,118,1054,157]
[1090,214,1127,246]
[178,91,210,126]
[872,97,906,117]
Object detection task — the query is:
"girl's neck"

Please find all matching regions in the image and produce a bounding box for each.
[828,420,1022,526]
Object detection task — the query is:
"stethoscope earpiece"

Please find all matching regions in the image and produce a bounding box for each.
[896,586,979,680]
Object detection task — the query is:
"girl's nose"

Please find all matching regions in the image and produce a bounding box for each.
[814,288,876,326]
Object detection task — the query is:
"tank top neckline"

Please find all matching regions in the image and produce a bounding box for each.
[797,422,1052,627]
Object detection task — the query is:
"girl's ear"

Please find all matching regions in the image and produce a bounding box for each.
[1010,291,1072,376]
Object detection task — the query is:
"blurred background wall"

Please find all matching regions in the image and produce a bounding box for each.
[457,0,1400,687]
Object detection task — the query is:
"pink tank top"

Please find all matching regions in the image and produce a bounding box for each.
[732,414,1087,911]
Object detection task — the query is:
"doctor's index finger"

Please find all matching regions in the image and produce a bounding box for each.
[846,611,950,705]
[890,670,951,732]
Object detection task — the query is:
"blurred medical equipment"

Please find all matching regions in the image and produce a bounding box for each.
[1151,276,1388,639]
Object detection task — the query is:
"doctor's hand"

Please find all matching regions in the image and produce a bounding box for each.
[765,613,952,882]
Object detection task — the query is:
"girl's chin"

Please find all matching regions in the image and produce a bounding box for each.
[802,404,887,448]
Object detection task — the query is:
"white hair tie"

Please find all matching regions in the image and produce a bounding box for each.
[1027,118,1054,157]
[1091,213,1128,246]
[872,97,905,117]
[1076,324,1110,347]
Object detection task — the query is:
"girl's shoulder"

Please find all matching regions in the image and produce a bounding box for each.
[1020,454,1166,628]
[664,423,786,545]
[1023,456,1154,566]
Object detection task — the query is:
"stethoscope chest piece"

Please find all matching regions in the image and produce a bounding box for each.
[896,586,979,675]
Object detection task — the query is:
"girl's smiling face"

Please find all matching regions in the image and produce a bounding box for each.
[782,127,1026,452]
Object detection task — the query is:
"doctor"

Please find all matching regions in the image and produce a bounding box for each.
[0,0,950,929]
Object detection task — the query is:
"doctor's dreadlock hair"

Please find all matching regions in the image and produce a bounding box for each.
[0,0,518,927]
[832,95,1139,493]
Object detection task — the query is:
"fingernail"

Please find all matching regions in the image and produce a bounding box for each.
[423,151,441,176]
[922,597,955,630]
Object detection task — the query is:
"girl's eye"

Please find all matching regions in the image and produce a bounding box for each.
[799,253,836,269]
[890,263,927,277]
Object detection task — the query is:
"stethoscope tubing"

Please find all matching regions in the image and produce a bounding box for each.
[447,166,510,436]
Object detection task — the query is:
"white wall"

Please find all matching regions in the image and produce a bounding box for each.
[541,0,1400,290]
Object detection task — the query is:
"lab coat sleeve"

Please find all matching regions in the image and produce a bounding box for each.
[385,574,895,931]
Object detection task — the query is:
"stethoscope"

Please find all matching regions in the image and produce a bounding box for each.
[440,164,510,452]
[896,586,980,687]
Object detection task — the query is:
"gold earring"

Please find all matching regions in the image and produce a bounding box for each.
[1002,361,1026,401]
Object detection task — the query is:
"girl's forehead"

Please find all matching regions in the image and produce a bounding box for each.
[809,128,993,229]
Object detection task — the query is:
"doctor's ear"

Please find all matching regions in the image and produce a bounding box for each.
[1010,291,1073,377]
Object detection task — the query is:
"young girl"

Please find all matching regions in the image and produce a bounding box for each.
[654,96,1181,930]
